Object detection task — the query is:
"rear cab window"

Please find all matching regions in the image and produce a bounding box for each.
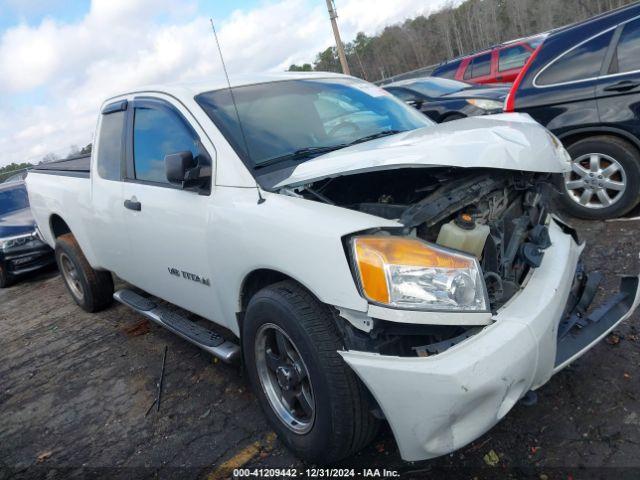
[97,102,126,180]
[536,30,614,86]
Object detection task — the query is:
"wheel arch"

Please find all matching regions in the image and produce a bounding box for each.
[558,127,640,153]
[48,214,102,270]
[237,268,321,334]
[49,214,72,239]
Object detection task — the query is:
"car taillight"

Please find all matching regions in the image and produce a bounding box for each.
[504,45,542,112]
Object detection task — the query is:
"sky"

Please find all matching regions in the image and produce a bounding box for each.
[0,0,451,168]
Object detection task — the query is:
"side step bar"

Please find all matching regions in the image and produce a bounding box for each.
[114,289,240,363]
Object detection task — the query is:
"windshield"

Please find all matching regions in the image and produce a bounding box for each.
[196,78,433,171]
[0,186,29,215]
[404,78,472,97]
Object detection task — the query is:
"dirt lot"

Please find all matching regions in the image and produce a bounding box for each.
[1,216,639,479]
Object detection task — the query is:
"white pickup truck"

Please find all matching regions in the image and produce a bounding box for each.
[26,72,640,463]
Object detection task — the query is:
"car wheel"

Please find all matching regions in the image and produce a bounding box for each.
[557,136,640,220]
[0,263,14,288]
[55,233,114,312]
[242,280,379,464]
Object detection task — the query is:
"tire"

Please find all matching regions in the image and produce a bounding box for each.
[0,263,14,288]
[54,233,113,312]
[242,280,379,464]
[556,136,640,220]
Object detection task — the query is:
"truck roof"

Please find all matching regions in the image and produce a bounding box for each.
[104,71,350,104]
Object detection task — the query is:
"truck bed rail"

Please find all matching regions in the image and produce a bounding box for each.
[32,154,90,178]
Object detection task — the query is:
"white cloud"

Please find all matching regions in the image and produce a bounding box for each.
[0,0,447,167]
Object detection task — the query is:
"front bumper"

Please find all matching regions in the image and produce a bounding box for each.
[340,220,640,461]
[2,244,55,276]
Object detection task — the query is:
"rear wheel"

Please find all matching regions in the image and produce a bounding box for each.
[242,280,379,464]
[55,233,113,312]
[557,136,640,219]
[0,263,14,288]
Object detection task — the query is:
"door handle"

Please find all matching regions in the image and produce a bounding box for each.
[124,198,141,211]
[603,80,640,92]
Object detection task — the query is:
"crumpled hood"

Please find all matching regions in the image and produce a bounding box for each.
[0,208,36,238]
[272,113,571,189]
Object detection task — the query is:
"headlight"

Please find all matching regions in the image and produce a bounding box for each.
[466,98,504,111]
[547,131,572,168]
[352,236,488,311]
[0,230,42,252]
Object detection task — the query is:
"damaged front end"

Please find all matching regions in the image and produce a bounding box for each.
[285,166,559,357]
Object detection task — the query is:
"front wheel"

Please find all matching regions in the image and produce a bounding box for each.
[55,233,114,312]
[242,280,379,464]
[557,136,640,219]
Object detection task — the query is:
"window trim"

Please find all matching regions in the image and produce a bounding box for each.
[101,100,128,115]
[125,97,210,191]
[532,14,640,89]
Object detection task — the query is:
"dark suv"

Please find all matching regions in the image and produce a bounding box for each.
[0,181,54,287]
[506,2,640,219]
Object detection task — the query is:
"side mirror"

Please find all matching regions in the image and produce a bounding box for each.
[165,151,196,184]
[405,99,422,109]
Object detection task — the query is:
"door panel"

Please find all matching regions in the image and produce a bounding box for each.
[120,97,220,320]
[121,182,217,319]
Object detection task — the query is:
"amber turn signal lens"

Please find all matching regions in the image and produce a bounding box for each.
[353,236,473,304]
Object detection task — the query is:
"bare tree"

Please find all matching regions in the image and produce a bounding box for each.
[297,0,636,82]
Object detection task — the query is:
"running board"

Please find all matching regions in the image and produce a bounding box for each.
[113,289,240,363]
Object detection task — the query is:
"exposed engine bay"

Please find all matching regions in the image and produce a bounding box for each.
[284,167,557,356]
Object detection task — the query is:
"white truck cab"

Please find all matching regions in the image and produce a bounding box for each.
[26,72,640,463]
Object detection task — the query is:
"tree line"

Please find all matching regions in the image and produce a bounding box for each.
[290,0,637,82]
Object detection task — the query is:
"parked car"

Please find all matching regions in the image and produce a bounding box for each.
[505,2,640,219]
[383,77,507,122]
[1,169,28,183]
[0,181,54,287]
[25,73,639,463]
[431,34,545,85]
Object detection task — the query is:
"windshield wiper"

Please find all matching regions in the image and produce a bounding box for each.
[347,129,405,146]
[254,145,347,170]
[254,130,406,170]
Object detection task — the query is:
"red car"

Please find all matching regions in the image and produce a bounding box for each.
[431,35,545,84]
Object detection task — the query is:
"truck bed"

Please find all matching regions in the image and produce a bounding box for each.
[32,155,90,178]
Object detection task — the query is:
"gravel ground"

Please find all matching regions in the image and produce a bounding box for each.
[0,217,639,479]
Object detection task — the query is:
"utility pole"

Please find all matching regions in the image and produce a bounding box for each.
[325,0,350,75]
